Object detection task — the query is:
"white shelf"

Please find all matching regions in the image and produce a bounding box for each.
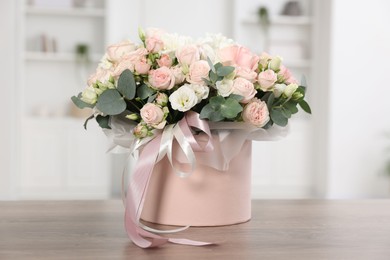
[243,15,312,25]
[25,6,105,17]
[25,51,103,62]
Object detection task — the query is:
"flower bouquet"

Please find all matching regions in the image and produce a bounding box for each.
[71,28,311,248]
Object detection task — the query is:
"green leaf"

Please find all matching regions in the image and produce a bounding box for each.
[216,66,235,77]
[285,101,299,114]
[221,98,243,119]
[147,93,157,103]
[137,84,155,100]
[299,100,312,114]
[209,70,218,83]
[266,93,275,110]
[207,57,216,73]
[83,114,94,130]
[117,69,136,100]
[71,95,94,109]
[96,89,127,115]
[229,94,243,102]
[200,103,224,121]
[281,108,292,118]
[271,108,288,127]
[209,95,225,106]
[96,115,111,129]
[214,62,223,70]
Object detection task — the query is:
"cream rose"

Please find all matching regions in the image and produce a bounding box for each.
[106,40,136,63]
[216,79,234,97]
[188,84,209,102]
[140,103,166,129]
[187,60,210,85]
[242,98,270,127]
[169,85,198,112]
[283,83,299,98]
[175,44,200,66]
[81,86,98,104]
[258,69,277,91]
[232,77,256,103]
[148,67,175,90]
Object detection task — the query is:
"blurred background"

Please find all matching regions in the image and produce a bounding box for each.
[1,0,390,200]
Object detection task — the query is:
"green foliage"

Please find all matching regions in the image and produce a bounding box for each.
[83,114,94,130]
[117,69,136,100]
[270,108,288,127]
[71,94,94,109]
[96,115,111,129]
[137,84,155,100]
[200,96,243,121]
[216,66,235,77]
[96,89,126,115]
[298,99,312,114]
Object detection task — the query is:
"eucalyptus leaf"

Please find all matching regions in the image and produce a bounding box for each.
[137,84,155,100]
[221,98,243,119]
[96,89,126,115]
[299,100,312,114]
[281,108,292,118]
[96,115,111,129]
[117,69,136,100]
[200,104,224,121]
[207,57,216,73]
[83,114,94,130]
[147,93,158,103]
[209,70,218,83]
[209,96,225,106]
[270,109,288,127]
[266,92,275,110]
[216,66,235,77]
[285,101,299,114]
[71,95,94,109]
[229,94,244,102]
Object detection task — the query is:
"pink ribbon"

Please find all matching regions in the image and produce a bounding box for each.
[124,112,214,248]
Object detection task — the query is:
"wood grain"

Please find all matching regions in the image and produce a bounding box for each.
[1,200,390,259]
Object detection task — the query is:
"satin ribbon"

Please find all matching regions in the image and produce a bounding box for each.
[124,111,214,248]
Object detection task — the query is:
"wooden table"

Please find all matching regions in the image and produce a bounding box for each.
[1,200,390,260]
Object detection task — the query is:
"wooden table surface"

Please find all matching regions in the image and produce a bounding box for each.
[1,200,390,260]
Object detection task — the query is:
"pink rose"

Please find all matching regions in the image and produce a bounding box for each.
[106,40,136,63]
[258,69,277,91]
[113,48,148,77]
[170,66,186,84]
[148,66,175,90]
[133,123,148,138]
[242,98,270,127]
[146,37,163,53]
[88,68,112,85]
[140,103,166,129]
[218,45,259,71]
[236,67,257,83]
[175,45,200,65]
[134,57,150,74]
[187,60,210,85]
[232,77,257,103]
[157,54,173,68]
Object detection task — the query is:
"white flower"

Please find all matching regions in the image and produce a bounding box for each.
[216,79,234,97]
[273,84,286,98]
[161,33,194,53]
[169,85,198,112]
[197,33,235,63]
[97,54,113,70]
[188,84,209,103]
[81,86,97,104]
[283,83,299,98]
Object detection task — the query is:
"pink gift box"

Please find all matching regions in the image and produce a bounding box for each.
[141,135,252,227]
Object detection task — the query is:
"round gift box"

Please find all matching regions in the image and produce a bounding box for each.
[141,136,252,227]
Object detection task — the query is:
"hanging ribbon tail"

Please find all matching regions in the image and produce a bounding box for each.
[124,132,213,248]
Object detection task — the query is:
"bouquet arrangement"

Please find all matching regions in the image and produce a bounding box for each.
[72,28,310,137]
[71,28,311,248]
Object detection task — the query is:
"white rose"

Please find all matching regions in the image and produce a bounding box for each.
[81,86,97,104]
[270,56,282,71]
[188,84,209,103]
[283,83,299,98]
[169,85,198,112]
[216,79,234,97]
[273,84,286,98]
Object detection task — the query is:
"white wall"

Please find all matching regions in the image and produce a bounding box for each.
[0,1,18,200]
[326,0,390,198]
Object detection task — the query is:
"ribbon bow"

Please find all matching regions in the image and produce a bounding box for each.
[124,111,214,248]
